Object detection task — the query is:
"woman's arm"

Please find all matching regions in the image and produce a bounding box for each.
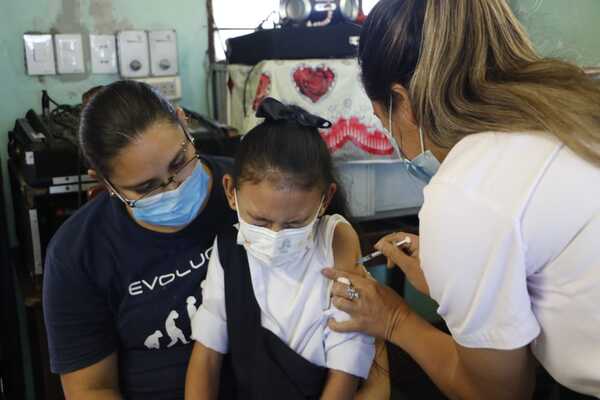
[320,370,359,400]
[60,353,121,400]
[392,307,536,400]
[322,269,537,400]
[185,342,223,400]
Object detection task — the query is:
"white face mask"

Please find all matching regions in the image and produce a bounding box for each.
[234,191,323,267]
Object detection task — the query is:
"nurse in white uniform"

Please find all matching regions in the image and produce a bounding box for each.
[323,0,600,398]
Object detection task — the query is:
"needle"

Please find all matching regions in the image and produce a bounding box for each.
[358,237,411,264]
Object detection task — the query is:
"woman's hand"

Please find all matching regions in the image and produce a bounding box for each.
[322,268,410,340]
[374,232,429,296]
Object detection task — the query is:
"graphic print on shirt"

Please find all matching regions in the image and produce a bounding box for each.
[128,246,213,297]
[134,245,211,351]
[143,293,201,350]
[144,330,163,349]
[186,296,198,320]
[166,310,189,348]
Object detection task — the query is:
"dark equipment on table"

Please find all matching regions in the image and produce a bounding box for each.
[226,21,361,66]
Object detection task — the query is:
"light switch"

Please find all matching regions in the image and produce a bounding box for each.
[117,30,150,78]
[149,30,178,76]
[23,34,56,75]
[55,34,85,74]
[90,34,117,74]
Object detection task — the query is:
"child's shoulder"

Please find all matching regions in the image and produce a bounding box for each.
[316,214,351,242]
[316,214,358,264]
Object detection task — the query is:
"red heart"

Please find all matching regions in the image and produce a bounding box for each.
[253,73,271,111]
[293,66,335,103]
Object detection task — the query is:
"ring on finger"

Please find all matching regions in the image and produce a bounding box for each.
[346,284,360,301]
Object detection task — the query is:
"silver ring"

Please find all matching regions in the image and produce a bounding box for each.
[346,284,360,301]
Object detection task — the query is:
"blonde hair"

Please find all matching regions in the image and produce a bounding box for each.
[412,0,600,164]
[359,0,600,165]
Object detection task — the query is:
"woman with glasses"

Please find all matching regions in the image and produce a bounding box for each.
[42,80,236,399]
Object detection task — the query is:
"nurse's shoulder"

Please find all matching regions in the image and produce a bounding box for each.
[429,131,564,216]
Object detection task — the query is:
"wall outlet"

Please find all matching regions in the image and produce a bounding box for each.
[23,34,56,75]
[134,76,182,100]
[90,34,118,74]
[117,30,150,78]
[55,34,85,74]
[149,30,178,76]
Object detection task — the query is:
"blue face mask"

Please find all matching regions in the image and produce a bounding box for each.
[132,162,211,227]
[405,127,440,184]
[386,96,440,183]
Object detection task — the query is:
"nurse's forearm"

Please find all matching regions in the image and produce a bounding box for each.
[388,311,534,400]
[389,312,466,398]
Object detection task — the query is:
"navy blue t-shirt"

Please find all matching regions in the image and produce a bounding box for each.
[43,156,236,399]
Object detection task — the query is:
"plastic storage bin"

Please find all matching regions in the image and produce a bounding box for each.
[336,160,425,219]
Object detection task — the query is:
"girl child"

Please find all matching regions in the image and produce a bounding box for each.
[185,98,375,399]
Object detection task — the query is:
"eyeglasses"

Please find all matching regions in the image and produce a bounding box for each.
[106,135,200,208]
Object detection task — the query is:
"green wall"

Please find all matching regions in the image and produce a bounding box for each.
[0,0,209,244]
[511,0,600,67]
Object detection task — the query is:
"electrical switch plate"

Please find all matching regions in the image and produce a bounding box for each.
[23,34,56,75]
[134,76,182,100]
[148,30,178,76]
[55,34,85,74]
[90,34,117,74]
[117,30,150,78]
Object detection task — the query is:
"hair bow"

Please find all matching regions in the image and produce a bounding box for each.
[256,97,332,129]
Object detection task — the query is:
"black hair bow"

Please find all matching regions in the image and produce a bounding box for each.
[256,97,332,129]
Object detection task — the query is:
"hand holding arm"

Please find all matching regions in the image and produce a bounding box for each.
[322,268,536,400]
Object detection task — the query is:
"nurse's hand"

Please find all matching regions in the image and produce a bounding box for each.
[321,268,411,340]
[375,232,429,296]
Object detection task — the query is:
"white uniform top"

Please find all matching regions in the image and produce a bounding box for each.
[191,214,375,379]
[420,131,600,397]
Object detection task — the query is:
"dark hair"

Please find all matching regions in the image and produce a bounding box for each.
[79,80,179,177]
[358,0,427,106]
[232,99,348,217]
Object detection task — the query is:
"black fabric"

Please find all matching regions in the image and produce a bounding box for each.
[217,225,327,400]
[555,385,598,400]
[43,156,236,400]
[256,98,331,129]
[226,22,362,66]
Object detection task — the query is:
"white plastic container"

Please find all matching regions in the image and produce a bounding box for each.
[336,160,425,219]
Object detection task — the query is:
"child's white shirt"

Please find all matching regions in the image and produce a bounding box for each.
[191,214,375,379]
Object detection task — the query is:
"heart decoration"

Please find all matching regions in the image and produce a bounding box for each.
[321,117,395,156]
[292,65,335,103]
[252,73,272,111]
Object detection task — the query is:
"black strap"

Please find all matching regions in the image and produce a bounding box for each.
[217,226,327,399]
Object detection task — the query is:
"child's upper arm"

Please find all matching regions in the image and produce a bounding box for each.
[332,220,362,273]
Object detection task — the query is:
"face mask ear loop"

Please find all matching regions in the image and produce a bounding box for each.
[315,196,325,219]
[234,189,243,222]
[388,94,403,160]
[419,126,426,154]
